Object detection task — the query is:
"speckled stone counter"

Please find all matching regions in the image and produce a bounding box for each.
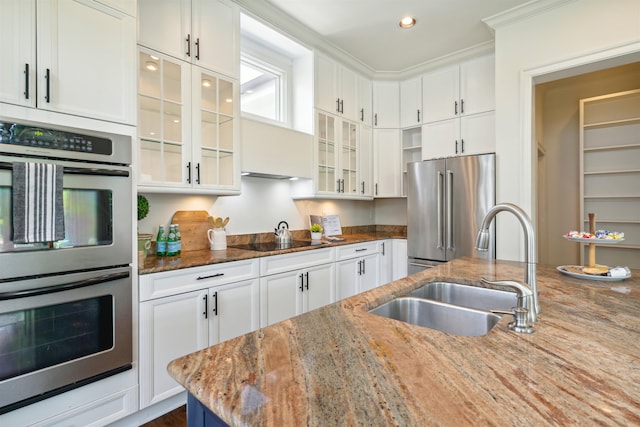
[168,257,639,426]
[139,226,406,275]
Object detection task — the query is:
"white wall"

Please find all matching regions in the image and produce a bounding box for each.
[487,0,640,261]
[137,177,381,236]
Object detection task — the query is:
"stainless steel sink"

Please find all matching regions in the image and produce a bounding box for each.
[369,297,502,336]
[409,281,518,312]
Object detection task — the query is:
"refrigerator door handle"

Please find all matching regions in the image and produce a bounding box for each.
[447,170,454,251]
[437,170,444,249]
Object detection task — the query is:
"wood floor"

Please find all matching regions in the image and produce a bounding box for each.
[141,405,186,427]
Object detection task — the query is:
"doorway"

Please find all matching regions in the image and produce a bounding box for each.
[535,62,640,266]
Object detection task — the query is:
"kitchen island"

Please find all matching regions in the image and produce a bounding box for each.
[167,257,639,426]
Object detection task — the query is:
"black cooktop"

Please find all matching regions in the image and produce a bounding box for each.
[229,240,325,252]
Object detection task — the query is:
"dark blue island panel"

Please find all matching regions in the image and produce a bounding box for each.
[187,393,229,427]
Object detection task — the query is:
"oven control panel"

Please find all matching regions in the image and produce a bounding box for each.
[0,122,112,155]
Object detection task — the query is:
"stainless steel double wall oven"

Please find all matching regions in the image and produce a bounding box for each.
[0,118,133,413]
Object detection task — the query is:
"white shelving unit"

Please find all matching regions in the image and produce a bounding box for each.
[401,127,422,196]
[580,89,640,268]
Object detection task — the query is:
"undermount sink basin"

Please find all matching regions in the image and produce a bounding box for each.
[369,297,502,337]
[409,281,518,312]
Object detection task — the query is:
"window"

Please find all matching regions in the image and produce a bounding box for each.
[240,57,283,122]
[240,13,313,133]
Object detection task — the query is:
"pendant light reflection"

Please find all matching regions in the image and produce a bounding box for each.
[145,61,158,71]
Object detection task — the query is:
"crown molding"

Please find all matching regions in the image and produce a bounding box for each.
[483,0,578,31]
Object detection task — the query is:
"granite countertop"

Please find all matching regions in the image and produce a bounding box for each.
[139,229,406,275]
[167,257,640,426]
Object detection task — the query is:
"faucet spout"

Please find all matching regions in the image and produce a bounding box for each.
[475,203,539,321]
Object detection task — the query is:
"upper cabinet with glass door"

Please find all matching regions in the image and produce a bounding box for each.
[137,49,240,194]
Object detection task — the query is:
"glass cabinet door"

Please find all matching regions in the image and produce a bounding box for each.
[316,111,337,193]
[193,68,236,188]
[138,49,190,186]
[342,120,358,194]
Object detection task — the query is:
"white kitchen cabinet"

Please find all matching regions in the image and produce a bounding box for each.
[421,54,494,123]
[335,241,380,299]
[400,77,422,128]
[259,248,336,327]
[401,127,422,196]
[422,111,495,159]
[359,125,374,197]
[139,259,260,408]
[0,0,136,124]
[372,81,400,128]
[391,239,408,280]
[259,262,335,327]
[373,128,402,197]
[314,52,360,122]
[378,239,392,285]
[357,74,372,126]
[139,289,208,408]
[138,0,239,78]
[138,48,240,194]
[306,110,372,199]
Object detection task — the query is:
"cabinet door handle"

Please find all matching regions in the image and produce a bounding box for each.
[360,108,364,122]
[374,113,378,126]
[361,181,364,194]
[340,99,344,114]
[195,37,200,60]
[299,273,304,291]
[212,291,218,316]
[187,162,192,184]
[336,98,340,113]
[305,272,309,290]
[362,259,366,275]
[461,139,464,154]
[24,63,29,99]
[196,162,201,184]
[203,294,208,319]
[455,140,458,155]
[336,179,341,193]
[454,100,458,115]
[417,109,420,123]
[186,34,191,57]
[381,242,385,256]
[45,68,51,103]
[197,272,224,280]
[357,260,362,275]
[375,183,378,196]
[460,99,464,114]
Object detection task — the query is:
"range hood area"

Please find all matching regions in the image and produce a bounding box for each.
[241,118,313,180]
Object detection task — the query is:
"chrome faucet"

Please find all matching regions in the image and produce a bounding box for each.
[475,203,539,322]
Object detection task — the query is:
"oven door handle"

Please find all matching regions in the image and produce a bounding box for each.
[0,162,129,177]
[0,271,130,300]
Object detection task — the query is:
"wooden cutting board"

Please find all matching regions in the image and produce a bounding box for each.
[171,210,211,252]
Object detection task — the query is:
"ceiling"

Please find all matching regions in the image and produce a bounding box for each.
[264,0,533,72]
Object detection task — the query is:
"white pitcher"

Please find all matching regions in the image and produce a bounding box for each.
[207,228,227,251]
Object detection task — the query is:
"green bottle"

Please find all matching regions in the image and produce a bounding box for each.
[167,225,177,257]
[175,224,181,255]
[156,225,167,257]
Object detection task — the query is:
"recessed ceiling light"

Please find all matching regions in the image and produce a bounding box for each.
[399,16,416,29]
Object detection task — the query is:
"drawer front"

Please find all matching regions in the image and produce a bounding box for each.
[139,258,260,301]
[336,241,380,261]
[260,247,335,276]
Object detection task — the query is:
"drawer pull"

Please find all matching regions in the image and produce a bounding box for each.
[197,273,225,280]
[355,248,367,252]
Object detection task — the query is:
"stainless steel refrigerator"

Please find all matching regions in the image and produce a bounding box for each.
[407,153,496,274]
